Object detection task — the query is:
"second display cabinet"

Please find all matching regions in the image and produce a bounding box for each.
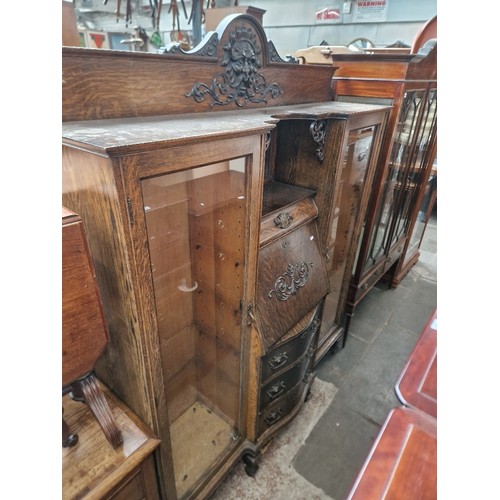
[331,40,437,341]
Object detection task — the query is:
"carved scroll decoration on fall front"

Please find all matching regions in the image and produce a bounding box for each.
[268,261,312,301]
[186,24,283,107]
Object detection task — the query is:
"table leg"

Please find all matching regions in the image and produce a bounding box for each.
[70,372,123,449]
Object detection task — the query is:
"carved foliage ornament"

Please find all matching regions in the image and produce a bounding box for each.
[268,261,311,301]
[310,120,327,162]
[187,24,283,107]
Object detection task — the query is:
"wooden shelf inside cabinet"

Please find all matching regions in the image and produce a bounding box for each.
[62,381,161,500]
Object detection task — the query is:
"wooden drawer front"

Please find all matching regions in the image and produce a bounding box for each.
[261,313,319,382]
[260,354,311,411]
[385,241,406,272]
[353,263,385,303]
[257,381,304,436]
[260,197,319,247]
[105,455,160,500]
[257,221,329,347]
[106,468,145,500]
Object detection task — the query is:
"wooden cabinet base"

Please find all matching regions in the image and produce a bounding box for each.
[62,382,161,500]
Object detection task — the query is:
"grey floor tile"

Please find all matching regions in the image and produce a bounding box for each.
[316,334,370,387]
[414,249,437,281]
[389,276,437,335]
[348,282,410,344]
[347,289,389,344]
[293,400,380,500]
[420,227,437,253]
[332,323,417,425]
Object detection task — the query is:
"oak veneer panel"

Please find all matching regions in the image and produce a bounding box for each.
[62,146,164,436]
[257,220,329,348]
[347,407,436,500]
[62,383,160,500]
[62,15,335,122]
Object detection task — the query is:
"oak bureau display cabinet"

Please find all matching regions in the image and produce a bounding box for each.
[268,104,390,364]
[330,40,437,342]
[62,14,390,499]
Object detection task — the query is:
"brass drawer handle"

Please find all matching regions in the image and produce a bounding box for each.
[273,212,293,229]
[269,352,289,370]
[266,381,286,400]
[265,409,283,426]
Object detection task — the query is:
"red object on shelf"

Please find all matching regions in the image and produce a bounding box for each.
[90,33,106,48]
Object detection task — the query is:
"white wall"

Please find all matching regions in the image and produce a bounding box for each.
[249,0,436,54]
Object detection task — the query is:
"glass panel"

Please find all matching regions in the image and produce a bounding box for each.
[404,156,437,266]
[319,126,375,343]
[141,158,247,499]
[401,90,437,264]
[389,89,437,249]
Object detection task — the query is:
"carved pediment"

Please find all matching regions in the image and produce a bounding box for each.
[163,14,296,108]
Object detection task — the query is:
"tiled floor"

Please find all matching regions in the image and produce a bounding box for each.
[212,211,437,499]
[295,212,437,499]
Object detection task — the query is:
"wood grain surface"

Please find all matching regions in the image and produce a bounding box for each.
[62,382,160,500]
[347,407,436,500]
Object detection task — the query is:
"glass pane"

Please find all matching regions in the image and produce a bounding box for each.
[320,126,375,342]
[401,90,437,264]
[141,158,247,499]
[404,158,437,266]
[390,89,437,247]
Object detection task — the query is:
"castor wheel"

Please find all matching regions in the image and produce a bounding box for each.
[62,409,79,448]
[243,453,259,477]
[62,432,79,448]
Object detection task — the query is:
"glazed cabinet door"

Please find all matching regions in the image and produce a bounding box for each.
[393,88,437,280]
[139,157,257,499]
[318,124,378,350]
[385,87,437,264]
